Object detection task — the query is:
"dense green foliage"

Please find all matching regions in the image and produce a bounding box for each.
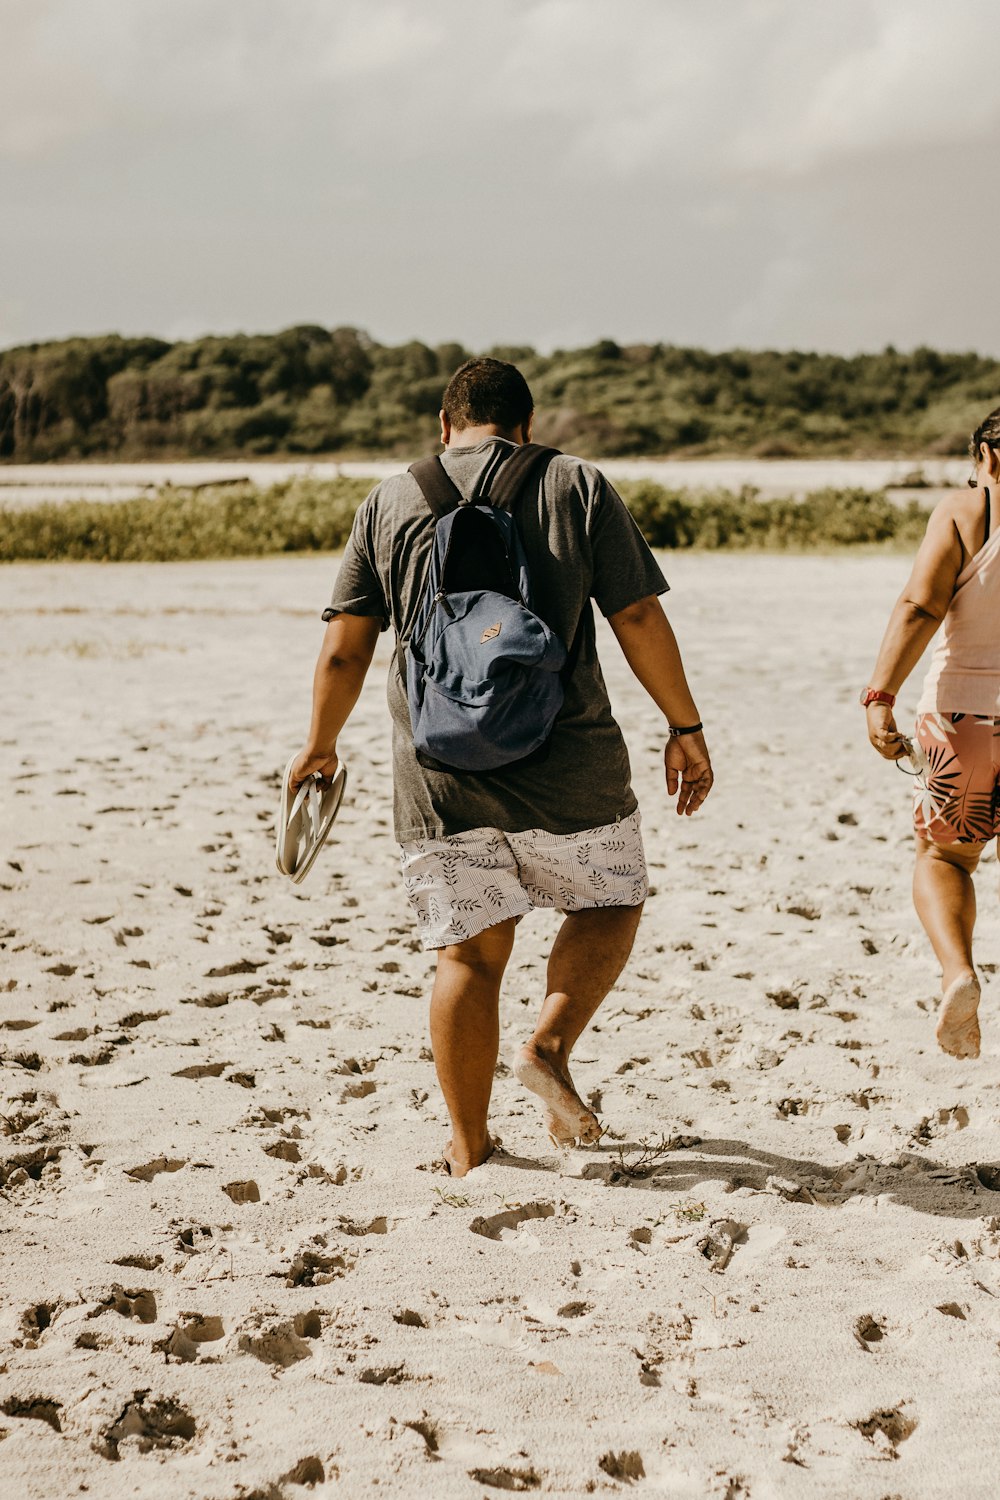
[0,478,929,563]
[1,327,998,461]
[0,478,371,562]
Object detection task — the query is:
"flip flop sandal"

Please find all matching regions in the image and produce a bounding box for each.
[274,757,347,884]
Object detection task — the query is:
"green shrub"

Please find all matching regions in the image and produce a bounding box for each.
[0,477,371,563]
[0,477,931,563]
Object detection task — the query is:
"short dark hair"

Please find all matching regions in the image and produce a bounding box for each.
[441,358,533,433]
[970,405,1000,462]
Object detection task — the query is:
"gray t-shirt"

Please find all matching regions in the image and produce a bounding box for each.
[325,438,668,841]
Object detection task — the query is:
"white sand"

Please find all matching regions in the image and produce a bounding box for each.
[2,551,999,1498]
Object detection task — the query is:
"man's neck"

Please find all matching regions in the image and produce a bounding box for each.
[445,425,522,448]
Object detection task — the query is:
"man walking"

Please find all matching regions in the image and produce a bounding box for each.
[290,358,712,1175]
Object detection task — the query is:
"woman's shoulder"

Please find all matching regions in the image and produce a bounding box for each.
[927,486,990,560]
[928,486,979,517]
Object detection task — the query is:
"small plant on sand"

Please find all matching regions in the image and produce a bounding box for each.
[675,1201,707,1223]
[431,1185,470,1208]
[613,1134,676,1179]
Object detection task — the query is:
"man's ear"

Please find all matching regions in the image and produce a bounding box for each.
[522,413,534,445]
[439,409,450,447]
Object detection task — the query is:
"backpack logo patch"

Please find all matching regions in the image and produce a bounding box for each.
[480,622,502,643]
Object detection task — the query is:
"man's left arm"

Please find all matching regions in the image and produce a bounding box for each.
[608,596,713,817]
[588,474,712,815]
[290,613,382,792]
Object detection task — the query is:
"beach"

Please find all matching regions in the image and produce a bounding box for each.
[2,550,1000,1498]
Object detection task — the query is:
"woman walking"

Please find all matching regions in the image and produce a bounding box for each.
[865,409,1000,1060]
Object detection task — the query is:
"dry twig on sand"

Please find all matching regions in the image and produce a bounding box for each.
[613,1134,677,1179]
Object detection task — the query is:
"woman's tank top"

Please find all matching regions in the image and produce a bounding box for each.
[918,491,1000,715]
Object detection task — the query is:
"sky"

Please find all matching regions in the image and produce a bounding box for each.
[3,0,1000,356]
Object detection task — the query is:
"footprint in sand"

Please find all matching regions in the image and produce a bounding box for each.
[91,1285,158,1323]
[172,1062,229,1080]
[1,1397,62,1433]
[113,1252,163,1271]
[1,1145,63,1190]
[399,1417,438,1454]
[125,1156,186,1182]
[19,1302,63,1345]
[277,1243,357,1286]
[238,1313,321,1368]
[854,1314,886,1350]
[393,1308,427,1328]
[337,1215,390,1236]
[157,1314,226,1363]
[359,1364,409,1385]
[851,1404,917,1458]
[697,1219,748,1273]
[468,1465,543,1489]
[598,1451,645,1483]
[911,1106,970,1144]
[96,1393,196,1459]
[340,1079,377,1101]
[263,1139,302,1163]
[222,1179,260,1204]
[468,1203,555,1241]
[282,1458,326,1486]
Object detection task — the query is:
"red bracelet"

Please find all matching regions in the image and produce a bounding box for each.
[860,688,896,708]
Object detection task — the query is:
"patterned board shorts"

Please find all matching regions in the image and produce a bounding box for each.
[399,811,648,950]
[911,712,1000,845]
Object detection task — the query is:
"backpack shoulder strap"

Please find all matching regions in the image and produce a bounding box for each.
[408,456,464,520]
[486,443,560,513]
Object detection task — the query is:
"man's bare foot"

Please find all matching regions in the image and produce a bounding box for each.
[443,1135,498,1178]
[937,972,981,1059]
[514,1042,602,1144]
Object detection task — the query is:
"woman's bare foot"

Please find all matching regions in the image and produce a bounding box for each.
[514,1042,602,1144]
[937,971,981,1059]
[443,1134,498,1178]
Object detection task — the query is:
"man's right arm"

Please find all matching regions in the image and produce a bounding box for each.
[290,613,382,793]
[608,595,713,816]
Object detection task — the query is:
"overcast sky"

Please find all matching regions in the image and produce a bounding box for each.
[3,0,1000,355]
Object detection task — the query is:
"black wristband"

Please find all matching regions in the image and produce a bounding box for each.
[669,721,703,737]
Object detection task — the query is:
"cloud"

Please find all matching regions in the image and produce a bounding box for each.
[1,0,998,353]
[4,1,997,176]
[735,2,1000,175]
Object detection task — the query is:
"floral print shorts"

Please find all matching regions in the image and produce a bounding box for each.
[399,811,648,950]
[912,712,1000,845]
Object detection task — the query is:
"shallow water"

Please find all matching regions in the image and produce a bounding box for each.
[0,455,969,508]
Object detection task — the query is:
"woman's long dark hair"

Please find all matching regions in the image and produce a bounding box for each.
[970,406,1000,462]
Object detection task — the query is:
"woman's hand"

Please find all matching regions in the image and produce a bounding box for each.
[665,731,714,814]
[866,702,907,760]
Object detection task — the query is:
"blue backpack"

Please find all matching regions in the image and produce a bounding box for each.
[403,444,578,773]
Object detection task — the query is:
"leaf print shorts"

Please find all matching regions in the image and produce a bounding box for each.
[399,811,648,950]
[912,712,1000,845]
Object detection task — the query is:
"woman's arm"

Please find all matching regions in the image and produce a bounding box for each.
[865,499,965,758]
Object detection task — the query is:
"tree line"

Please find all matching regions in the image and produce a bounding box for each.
[1,326,996,461]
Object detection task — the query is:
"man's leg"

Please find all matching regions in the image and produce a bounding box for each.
[431,918,517,1176]
[912,836,983,1058]
[516,903,644,1143]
